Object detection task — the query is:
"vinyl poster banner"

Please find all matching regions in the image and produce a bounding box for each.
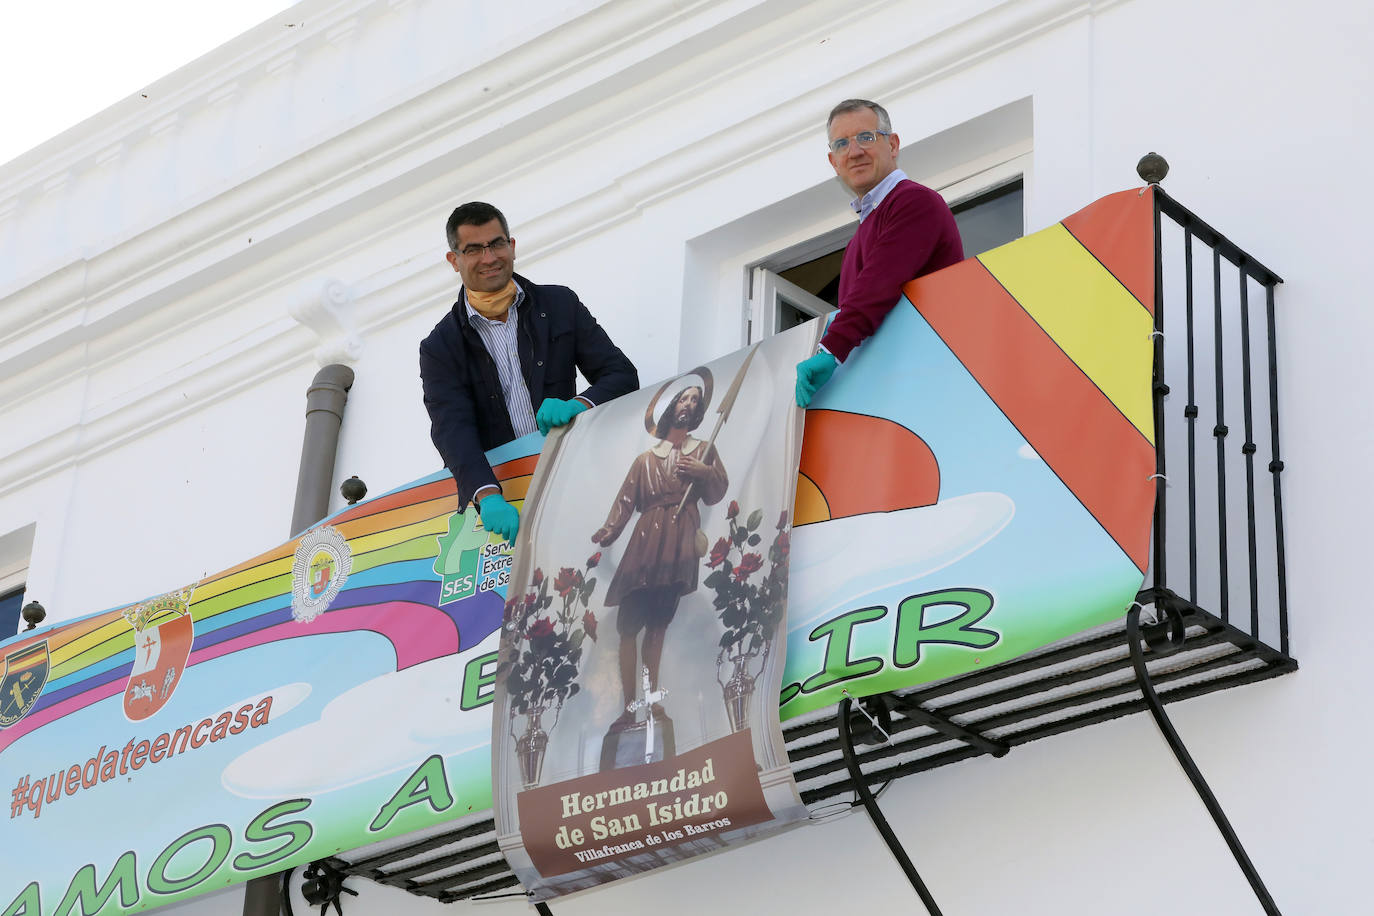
[490,324,820,900]
[778,186,1156,717]
[0,463,535,914]
[0,187,1154,914]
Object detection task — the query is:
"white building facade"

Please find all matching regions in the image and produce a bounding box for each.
[1,0,1369,913]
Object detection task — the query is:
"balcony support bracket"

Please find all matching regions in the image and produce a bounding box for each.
[837,696,945,916]
[1126,598,1282,915]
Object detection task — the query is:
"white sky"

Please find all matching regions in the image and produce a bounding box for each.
[0,1,294,167]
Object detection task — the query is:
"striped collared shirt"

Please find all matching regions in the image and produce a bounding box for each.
[850,168,908,223]
[464,284,538,438]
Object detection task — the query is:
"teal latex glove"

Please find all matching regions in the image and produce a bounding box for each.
[478,493,520,543]
[795,351,838,407]
[535,397,590,435]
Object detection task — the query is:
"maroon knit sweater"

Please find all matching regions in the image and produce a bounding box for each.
[821,179,963,363]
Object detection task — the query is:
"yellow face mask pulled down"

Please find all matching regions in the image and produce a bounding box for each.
[467,280,517,321]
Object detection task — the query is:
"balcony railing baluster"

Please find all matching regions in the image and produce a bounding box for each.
[1265,282,1290,655]
[1211,246,1231,623]
[1184,228,1198,603]
[1238,268,1261,637]
[1152,198,1169,592]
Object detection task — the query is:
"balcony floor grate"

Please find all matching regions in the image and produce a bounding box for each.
[325,602,1295,902]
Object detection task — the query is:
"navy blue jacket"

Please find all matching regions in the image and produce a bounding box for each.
[419,274,639,507]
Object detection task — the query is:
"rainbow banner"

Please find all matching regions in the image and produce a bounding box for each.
[0,454,534,915]
[0,189,1153,914]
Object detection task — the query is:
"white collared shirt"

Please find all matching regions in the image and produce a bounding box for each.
[463,283,538,438]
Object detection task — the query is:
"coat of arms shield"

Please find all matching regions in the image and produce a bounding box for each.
[122,588,196,722]
[0,642,50,728]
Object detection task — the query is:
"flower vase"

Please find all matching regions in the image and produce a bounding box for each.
[515,710,549,788]
[721,661,756,733]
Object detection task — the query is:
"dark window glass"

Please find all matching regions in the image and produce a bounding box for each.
[0,587,23,639]
[778,299,814,332]
[951,178,1024,257]
[779,249,845,308]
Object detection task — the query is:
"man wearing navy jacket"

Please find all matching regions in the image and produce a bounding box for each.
[796,99,964,406]
[420,201,639,542]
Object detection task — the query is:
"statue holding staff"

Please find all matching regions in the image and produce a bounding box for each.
[592,370,729,733]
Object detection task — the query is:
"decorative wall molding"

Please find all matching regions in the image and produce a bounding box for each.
[0,319,313,502]
[290,278,364,367]
[0,0,346,200]
[0,0,1109,498]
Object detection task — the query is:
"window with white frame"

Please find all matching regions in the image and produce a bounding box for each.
[748,172,1025,342]
[678,99,1033,367]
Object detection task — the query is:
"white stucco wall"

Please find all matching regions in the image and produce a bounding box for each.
[2,0,1370,912]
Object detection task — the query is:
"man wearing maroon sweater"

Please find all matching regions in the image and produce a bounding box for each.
[796,99,964,406]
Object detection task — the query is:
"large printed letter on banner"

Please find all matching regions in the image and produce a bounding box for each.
[489,324,820,900]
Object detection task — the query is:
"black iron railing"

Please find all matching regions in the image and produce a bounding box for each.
[1150,186,1289,655]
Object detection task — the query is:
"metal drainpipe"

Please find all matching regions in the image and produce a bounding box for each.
[290,364,356,534]
[243,362,355,915]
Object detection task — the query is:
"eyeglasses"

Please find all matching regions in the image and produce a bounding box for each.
[456,237,511,258]
[828,130,890,154]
